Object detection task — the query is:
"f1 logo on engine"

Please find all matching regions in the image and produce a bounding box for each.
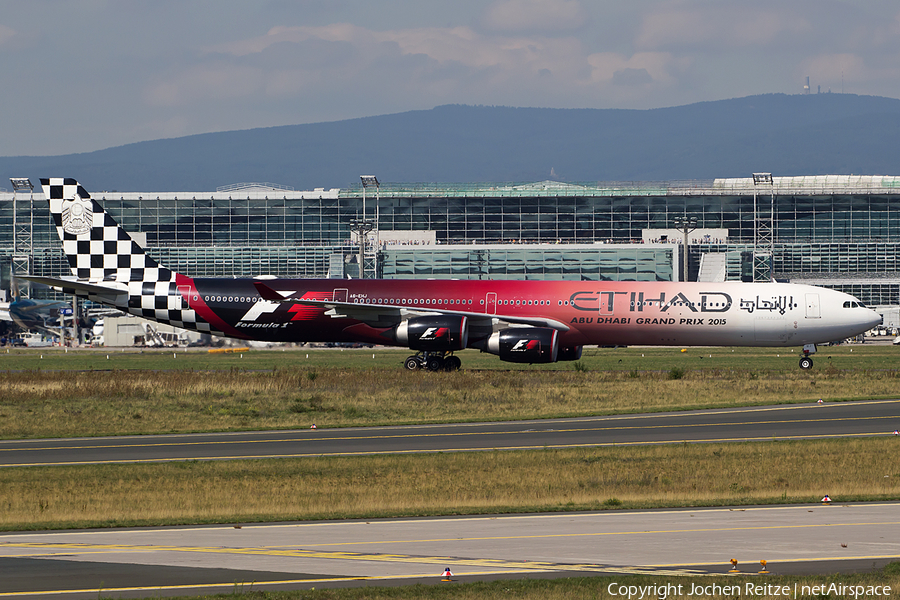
[511,339,539,351]
[420,327,449,340]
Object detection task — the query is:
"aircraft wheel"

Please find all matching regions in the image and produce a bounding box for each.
[404,356,421,370]
[426,356,445,372]
[799,356,813,370]
[444,356,462,371]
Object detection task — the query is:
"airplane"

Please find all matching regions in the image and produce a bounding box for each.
[1,272,73,337]
[0,297,72,332]
[22,178,882,371]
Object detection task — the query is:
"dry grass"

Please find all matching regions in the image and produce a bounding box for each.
[2,437,898,530]
[1,364,899,438]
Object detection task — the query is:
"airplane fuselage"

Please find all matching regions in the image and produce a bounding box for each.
[113,277,875,349]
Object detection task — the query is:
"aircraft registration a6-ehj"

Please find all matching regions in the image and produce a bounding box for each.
[24,178,882,371]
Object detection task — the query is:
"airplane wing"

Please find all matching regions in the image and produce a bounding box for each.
[12,300,71,313]
[19,276,128,297]
[253,282,570,332]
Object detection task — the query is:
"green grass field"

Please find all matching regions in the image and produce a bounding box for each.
[0,343,895,372]
[1,345,898,438]
[3,437,898,530]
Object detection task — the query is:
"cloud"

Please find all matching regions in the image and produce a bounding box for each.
[587,51,684,86]
[145,14,718,124]
[0,24,16,45]
[635,2,813,51]
[172,23,598,108]
[612,67,653,87]
[11,0,900,157]
[482,0,587,32]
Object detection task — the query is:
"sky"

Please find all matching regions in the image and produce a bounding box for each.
[2,0,900,157]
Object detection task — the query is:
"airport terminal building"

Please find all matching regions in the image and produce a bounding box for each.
[2,175,900,308]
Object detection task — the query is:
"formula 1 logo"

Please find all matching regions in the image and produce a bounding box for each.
[511,339,540,351]
[238,300,280,322]
[420,327,449,340]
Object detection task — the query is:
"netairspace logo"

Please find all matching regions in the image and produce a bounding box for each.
[605,581,892,599]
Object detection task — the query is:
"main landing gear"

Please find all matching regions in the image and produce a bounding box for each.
[799,343,817,370]
[404,351,462,372]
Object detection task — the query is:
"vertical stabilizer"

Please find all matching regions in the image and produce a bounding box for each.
[40,178,170,283]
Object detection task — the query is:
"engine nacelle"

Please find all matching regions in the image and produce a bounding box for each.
[395,316,469,351]
[557,346,583,361]
[485,327,559,363]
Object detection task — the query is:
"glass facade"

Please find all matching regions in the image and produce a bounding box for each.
[380,246,674,281]
[1,176,899,306]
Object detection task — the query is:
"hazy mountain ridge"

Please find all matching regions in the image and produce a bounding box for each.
[3,93,900,192]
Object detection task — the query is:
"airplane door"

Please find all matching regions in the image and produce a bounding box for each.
[805,293,821,318]
[175,285,191,310]
[333,288,348,302]
[486,292,497,315]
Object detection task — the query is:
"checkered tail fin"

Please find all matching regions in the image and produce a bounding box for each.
[41,178,172,283]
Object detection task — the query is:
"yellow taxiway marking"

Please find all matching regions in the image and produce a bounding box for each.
[1,548,899,597]
[652,554,900,568]
[5,516,899,554]
[0,547,709,599]
[271,520,900,548]
[5,502,896,542]
[0,567,702,598]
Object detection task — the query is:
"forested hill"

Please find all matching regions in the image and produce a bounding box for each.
[3,93,900,192]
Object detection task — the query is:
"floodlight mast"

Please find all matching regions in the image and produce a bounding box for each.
[752,172,775,282]
[673,215,697,282]
[10,178,34,299]
[10,178,33,192]
[358,176,380,279]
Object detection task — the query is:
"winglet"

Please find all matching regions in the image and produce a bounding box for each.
[253,281,285,301]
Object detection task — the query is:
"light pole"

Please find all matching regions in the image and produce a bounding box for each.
[355,175,379,279]
[10,178,34,300]
[673,215,697,282]
[752,172,774,282]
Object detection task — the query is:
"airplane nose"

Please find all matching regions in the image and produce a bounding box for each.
[866,309,883,328]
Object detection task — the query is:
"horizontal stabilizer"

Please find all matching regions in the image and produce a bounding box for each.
[20,276,127,296]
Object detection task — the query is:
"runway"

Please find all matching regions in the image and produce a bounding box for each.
[1,503,899,598]
[1,399,899,467]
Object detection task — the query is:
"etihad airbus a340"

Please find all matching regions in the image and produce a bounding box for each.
[23,178,881,370]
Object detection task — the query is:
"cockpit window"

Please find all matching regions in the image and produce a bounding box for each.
[843,300,865,308]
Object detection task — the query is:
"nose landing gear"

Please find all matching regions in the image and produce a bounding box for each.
[799,343,817,369]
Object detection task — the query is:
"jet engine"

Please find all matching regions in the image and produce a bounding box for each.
[484,327,559,363]
[395,316,469,351]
